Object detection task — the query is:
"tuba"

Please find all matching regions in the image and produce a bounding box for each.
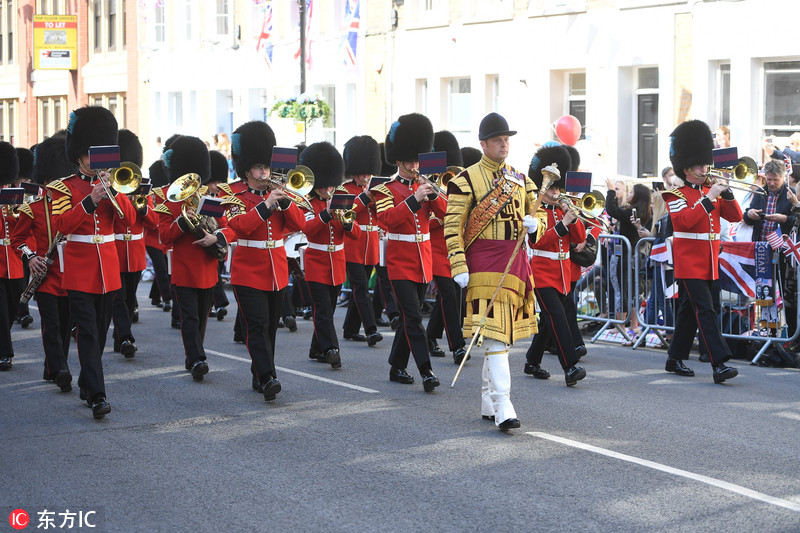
[166,173,228,261]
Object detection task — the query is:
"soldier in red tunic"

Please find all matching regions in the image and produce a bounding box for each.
[340,135,383,347]
[208,150,232,321]
[663,120,743,383]
[49,106,137,418]
[0,143,21,371]
[12,132,76,390]
[144,159,172,312]
[223,121,305,400]
[373,113,447,391]
[300,142,360,369]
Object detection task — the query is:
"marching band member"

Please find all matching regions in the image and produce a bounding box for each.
[340,135,383,347]
[155,135,232,381]
[145,159,172,313]
[49,106,137,418]
[0,143,21,371]
[12,132,76,390]
[15,146,35,329]
[208,150,232,321]
[223,121,305,400]
[444,112,545,430]
[426,130,467,364]
[663,120,743,382]
[371,144,400,330]
[373,113,446,391]
[301,142,360,369]
[110,129,151,358]
[524,145,588,387]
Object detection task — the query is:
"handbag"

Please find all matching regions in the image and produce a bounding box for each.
[570,240,598,267]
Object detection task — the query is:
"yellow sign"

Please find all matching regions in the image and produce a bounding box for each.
[33,15,77,70]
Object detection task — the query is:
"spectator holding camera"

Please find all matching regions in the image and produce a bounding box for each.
[764,133,800,165]
[742,160,796,241]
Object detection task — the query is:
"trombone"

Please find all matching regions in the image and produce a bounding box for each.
[559,190,610,231]
[430,166,463,191]
[269,165,315,211]
[103,161,143,218]
[703,156,765,195]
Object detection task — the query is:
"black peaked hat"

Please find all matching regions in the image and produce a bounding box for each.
[163,135,210,184]
[65,106,118,164]
[528,145,571,190]
[299,141,344,190]
[209,150,229,183]
[231,121,276,179]
[478,112,516,141]
[563,144,581,172]
[461,147,482,167]
[378,143,397,177]
[16,148,33,180]
[118,129,143,167]
[33,131,76,185]
[385,113,434,163]
[343,135,381,177]
[669,120,714,181]
[0,142,19,186]
[148,159,169,188]
[433,131,463,167]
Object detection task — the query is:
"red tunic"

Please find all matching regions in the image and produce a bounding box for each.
[342,181,380,265]
[49,174,137,294]
[663,184,742,280]
[224,189,305,291]
[0,206,22,280]
[113,205,158,273]
[373,177,447,283]
[12,197,66,296]
[429,214,450,277]
[530,204,586,294]
[570,223,603,283]
[302,195,360,286]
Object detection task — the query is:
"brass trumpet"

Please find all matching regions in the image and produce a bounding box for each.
[413,171,448,201]
[703,156,765,195]
[269,165,314,211]
[334,209,357,224]
[132,194,149,210]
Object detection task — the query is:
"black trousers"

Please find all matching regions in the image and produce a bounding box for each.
[388,279,431,372]
[173,285,213,367]
[307,281,341,353]
[146,246,171,303]
[426,275,465,350]
[234,285,283,381]
[343,262,378,336]
[0,278,18,356]
[212,262,229,309]
[36,292,71,379]
[373,265,398,320]
[564,281,584,348]
[280,290,294,318]
[527,287,578,371]
[17,265,30,318]
[668,278,731,365]
[112,271,141,344]
[68,290,114,399]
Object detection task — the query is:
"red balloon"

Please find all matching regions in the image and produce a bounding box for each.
[555,115,582,146]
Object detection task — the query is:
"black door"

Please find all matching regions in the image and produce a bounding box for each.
[637,94,658,178]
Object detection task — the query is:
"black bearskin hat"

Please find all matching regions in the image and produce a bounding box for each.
[209,150,229,184]
[299,141,344,190]
[148,159,169,188]
[528,145,572,190]
[163,135,210,184]
[669,120,714,180]
[16,148,33,180]
[384,113,434,163]
[118,129,143,167]
[0,142,19,186]
[231,121,276,179]
[65,106,118,164]
[461,147,482,168]
[33,131,76,185]
[563,144,581,172]
[378,143,396,177]
[343,135,381,177]
[434,131,463,167]
[163,133,181,153]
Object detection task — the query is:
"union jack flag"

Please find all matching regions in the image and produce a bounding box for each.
[785,155,793,176]
[719,241,757,298]
[341,0,360,67]
[783,233,800,266]
[256,4,273,69]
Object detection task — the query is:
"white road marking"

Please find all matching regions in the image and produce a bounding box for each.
[204,348,380,394]
[528,432,800,512]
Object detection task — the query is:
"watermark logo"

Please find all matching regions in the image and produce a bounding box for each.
[9,509,29,530]
[7,509,98,529]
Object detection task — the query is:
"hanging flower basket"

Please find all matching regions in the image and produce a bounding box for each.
[270,94,332,128]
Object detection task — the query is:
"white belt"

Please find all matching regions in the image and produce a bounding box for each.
[359,224,380,232]
[387,232,430,243]
[532,249,570,260]
[67,234,115,244]
[307,242,344,253]
[238,238,284,249]
[673,231,719,241]
[114,232,144,241]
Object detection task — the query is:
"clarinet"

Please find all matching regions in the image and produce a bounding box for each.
[20,231,64,304]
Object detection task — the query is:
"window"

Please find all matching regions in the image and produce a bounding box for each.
[108,0,116,50]
[93,0,101,52]
[215,0,230,35]
[764,61,800,136]
[169,92,183,129]
[416,79,428,116]
[154,2,165,43]
[448,78,472,149]
[0,99,16,144]
[7,0,12,63]
[38,0,66,14]
[486,74,499,112]
[91,1,124,55]
[718,64,730,128]
[184,1,193,41]
[568,72,586,141]
[87,93,126,128]
[37,96,67,141]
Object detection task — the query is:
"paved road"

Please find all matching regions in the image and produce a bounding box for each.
[2,287,800,532]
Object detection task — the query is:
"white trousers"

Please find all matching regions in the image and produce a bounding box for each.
[481,339,517,425]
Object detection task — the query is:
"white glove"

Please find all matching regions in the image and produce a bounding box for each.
[523,214,539,234]
[454,272,469,289]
